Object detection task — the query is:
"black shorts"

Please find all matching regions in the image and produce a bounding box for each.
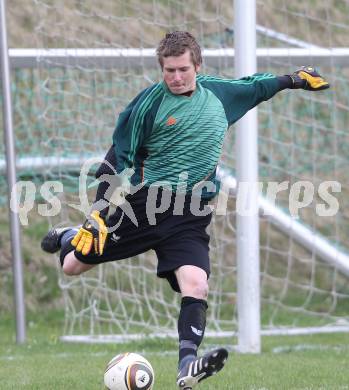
[67,187,212,292]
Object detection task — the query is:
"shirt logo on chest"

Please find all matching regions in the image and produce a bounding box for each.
[166,116,177,126]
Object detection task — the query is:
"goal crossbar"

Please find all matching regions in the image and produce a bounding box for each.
[9,47,349,68]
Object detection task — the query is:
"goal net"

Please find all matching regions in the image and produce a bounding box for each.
[5,0,349,342]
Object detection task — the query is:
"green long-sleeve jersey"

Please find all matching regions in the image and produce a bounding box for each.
[112,73,283,198]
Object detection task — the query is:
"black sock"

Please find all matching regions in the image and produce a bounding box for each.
[178,296,208,368]
[59,229,77,267]
[60,229,77,247]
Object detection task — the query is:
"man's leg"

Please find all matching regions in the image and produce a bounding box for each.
[175,265,228,389]
[41,227,95,275]
[175,265,208,367]
[61,251,95,275]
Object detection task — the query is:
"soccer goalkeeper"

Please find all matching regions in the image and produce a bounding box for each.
[41,31,329,389]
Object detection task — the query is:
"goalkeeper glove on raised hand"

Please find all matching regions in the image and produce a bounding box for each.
[290,66,329,91]
[71,210,108,256]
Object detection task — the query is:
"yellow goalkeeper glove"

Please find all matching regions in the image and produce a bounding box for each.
[71,210,108,256]
[290,66,329,91]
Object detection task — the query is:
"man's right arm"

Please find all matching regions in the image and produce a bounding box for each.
[112,83,163,173]
[72,84,163,256]
[93,83,163,216]
[93,145,116,219]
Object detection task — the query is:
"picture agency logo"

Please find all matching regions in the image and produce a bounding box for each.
[9,157,145,228]
[214,173,342,219]
[69,157,145,233]
[9,158,342,227]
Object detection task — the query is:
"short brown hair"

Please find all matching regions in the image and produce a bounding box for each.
[156,31,202,68]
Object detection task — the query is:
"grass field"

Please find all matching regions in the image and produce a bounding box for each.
[1,310,349,389]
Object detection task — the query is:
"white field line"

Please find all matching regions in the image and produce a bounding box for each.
[0,350,175,361]
[2,343,348,362]
[272,343,349,354]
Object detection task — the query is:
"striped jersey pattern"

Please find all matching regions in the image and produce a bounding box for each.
[112,73,281,196]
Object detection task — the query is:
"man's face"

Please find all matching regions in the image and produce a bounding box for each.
[162,50,200,95]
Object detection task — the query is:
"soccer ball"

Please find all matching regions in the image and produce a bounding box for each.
[104,352,155,390]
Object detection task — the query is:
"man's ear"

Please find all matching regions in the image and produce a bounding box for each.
[195,64,201,73]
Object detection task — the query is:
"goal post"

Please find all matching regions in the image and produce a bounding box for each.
[0,0,26,344]
[234,0,260,354]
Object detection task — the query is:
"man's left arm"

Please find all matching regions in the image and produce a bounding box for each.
[234,67,330,121]
[199,67,329,126]
[278,66,330,91]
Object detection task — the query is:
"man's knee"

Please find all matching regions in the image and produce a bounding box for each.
[62,255,80,275]
[189,279,209,299]
[176,265,209,299]
[62,261,79,276]
[62,252,92,276]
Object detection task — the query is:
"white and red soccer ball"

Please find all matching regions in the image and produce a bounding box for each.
[104,352,154,390]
